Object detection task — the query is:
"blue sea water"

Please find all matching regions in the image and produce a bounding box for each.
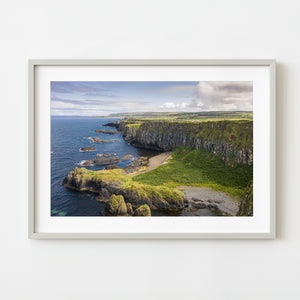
[51,116,158,216]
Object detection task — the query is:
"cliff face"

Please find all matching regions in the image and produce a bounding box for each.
[237,181,253,216]
[117,120,253,165]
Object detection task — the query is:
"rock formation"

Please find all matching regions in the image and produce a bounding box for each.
[105,164,121,170]
[80,147,96,152]
[125,157,148,170]
[104,194,128,216]
[126,203,134,216]
[122,154,133,160]
[134,204,151,216]
[237,181,253,216]
[62,167,186,210]
[82,156,121,166]
[94,129,118,134]
[90,137,120,143]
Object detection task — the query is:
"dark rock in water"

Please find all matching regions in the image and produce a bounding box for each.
[80,147,96,152]
[105,164,120,170]
[134,204,151,216]
[103,122,119,128]
[184,206,199,213]
[83,156,121,166]
[91,137,120,143]
[126,203,134,216]
[94,129,118,134]
[237,181,253,216]
[99,153,116,157]
[96,188,110,202]
[104,195,128,216]
[122,154,133,160]
[192,201,207,209]
[125,157,148,170]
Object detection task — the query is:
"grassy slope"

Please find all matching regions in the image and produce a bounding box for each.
[133,147,253,198]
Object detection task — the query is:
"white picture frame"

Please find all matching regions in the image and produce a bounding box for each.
[28,59,276,239]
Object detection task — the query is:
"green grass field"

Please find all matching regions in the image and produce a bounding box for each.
[94,111,253,122]
[133,147,253,198]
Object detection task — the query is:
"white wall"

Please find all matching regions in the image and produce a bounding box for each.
[0,0,299,299]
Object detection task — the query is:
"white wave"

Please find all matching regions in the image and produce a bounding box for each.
[83,137,94,142]
[78,160,87,166]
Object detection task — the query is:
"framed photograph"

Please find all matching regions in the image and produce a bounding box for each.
[28,59,276,239]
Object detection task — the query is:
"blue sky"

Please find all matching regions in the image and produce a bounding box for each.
[51,81,253,116]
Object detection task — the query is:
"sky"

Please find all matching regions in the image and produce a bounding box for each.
[50,81,253,116]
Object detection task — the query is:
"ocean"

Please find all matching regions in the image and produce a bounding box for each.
[51,116,158,216]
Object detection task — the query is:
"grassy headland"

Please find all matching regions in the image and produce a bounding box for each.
[65,168,185,208]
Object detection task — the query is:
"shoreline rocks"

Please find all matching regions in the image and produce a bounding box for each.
[105,164,120,170]
[97,153,116,157]
[80,147,96,152]
[134,204,151,216]
[125,156,148,170]
[82,156,121,166]
[122,154,133,160]
[103,195,151,216]
[103,122,119,128]
[104,195,128,216]
[90,137,120,143]
[94,129,119,134]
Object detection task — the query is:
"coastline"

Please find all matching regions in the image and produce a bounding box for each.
[55,115,253,217]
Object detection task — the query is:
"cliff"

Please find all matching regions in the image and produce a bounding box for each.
[62,167,186,210]
[116,120,253,165]
[237,181,253,216]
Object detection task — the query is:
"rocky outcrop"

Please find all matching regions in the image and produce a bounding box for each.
[122,154,133,160]
[125,157,148,170]
[104,195,128,216]
[98,153,116,157]
[134,204,151,216]
[94,129,118,134]
[105,164,121,170]
[80,147,96,152]
[104,195,151,217]
[82,156,121,166]
[62,167,186,210]
[115,120,253,165]
[90,137,120,143]
[103,122,119,127]
[237,181,253,216]
[126,203,134,216]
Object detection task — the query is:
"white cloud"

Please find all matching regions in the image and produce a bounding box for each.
[161,85,197,93]
[160,102,189,109]
[190,81,253,111]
